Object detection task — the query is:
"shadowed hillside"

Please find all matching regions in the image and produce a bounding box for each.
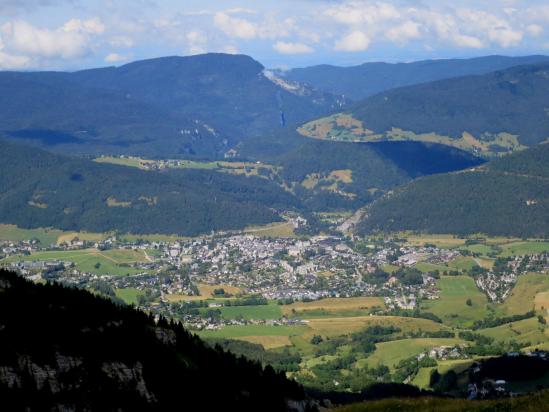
[0,269,309,411]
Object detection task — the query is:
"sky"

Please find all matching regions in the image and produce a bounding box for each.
[1,0,549,70]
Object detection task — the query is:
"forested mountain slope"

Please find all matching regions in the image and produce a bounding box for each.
[0,140,298,235]
[299,63,549,156]
[357,144,549,237]
[282,55,549,100]
[0,54,342,158]
[0,269,307,411]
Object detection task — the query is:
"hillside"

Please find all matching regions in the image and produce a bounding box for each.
[299,62,549,156]
[0,140,298,236]
[0,54,343,158]
[0,269,307,411]
[282,55,549,100]
[357,144,549,237]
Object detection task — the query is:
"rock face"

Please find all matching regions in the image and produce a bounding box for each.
[0,270,308,412]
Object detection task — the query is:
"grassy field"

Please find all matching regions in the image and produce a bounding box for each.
[0,224,65,246]
[500,241,549,257]
[115,288,145,305]
[498,274,549,316]
[447,256,478,272]
[197,324,309,339]
[306,316,447,338]
[478,317,548,346]
[244,222,296,238]
[335,390,549,412]
[282,297,385,317]
[207,303,283,320]
[360,338,464,370]
[234,335,292,349]
[2,248,149,276]
[421,276,489,328]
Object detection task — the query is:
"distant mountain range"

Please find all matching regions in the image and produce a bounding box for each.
[299,62,549,156]
[0,54,343,158]
[358,143,549,237]
[281,55,549,100]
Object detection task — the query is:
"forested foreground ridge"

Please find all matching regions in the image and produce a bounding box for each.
[358,143,549,237]
[0,269,310,411]
[0,140,298,236]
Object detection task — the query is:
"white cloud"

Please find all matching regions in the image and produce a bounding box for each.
[109,35,134,48]
[324,1,400,26]
[335,31,370,52]
[452,34,484,49]
[186,31,208,55]
[0,50,31,69]
[386,20,421,44]
[526,24,543,38]
[62,18,105,35]
[213,12,257,40]
[0,20,90,59]
[104,52,130,63]
[273,41,313,55]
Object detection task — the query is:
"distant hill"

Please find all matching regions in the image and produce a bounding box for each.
[281,55,549,100]
[299,62,549,156]
[0,54,343,158]
[0,140,299,236]
[357,144,549,237]
[0,269,307,411]
[236,130,484,211]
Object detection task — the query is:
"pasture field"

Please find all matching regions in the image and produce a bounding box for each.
[478,317,548,346]
[2,249,148,276]
[206,303,283,320]
[401,234,467,248]
[360,338,465,370]
[420,276,489,328]
[197,324,309,339]
[447,256,478,272]
[115,288,145,305]
[459,243,495,255]
[233,335,292,350]
[305,316,447,338]
[197,283,242,297]
[94,156,149,168]
[500,241,549,257]
[412,359,479,389]
[244,221,296,238]
[282,297,385,317]
[498,274,549,316]
[335,391,549,412]
[414,262,450,273]
[0,224,64,246]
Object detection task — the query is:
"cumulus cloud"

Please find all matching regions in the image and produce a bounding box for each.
[1,20,90,59]
[335,31,370,52]
[213,12,257,39]
[186,31,208,55]
[273,41,313,54]
[0,17,105,68]
[104,52,130,63]
[385,20,421,44]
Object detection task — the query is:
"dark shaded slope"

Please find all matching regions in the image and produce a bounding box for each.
[0,270,307,411]
[282,55,549,100]
[0,140,298,235]
[358,144,549,237]
[238,130,483,211]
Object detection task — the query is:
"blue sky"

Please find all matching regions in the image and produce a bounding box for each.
[1,0,549,70]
